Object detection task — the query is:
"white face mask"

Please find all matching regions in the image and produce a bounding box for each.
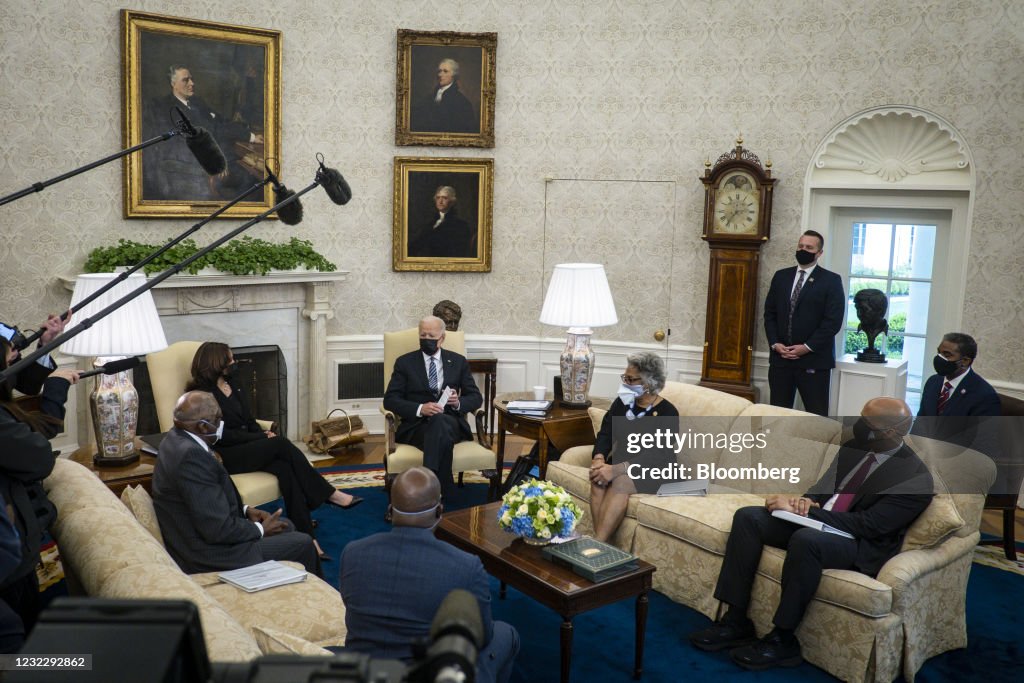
[617,383,644,406]
[199,419,224,445]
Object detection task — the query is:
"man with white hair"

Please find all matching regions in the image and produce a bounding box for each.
[411,57,477,134]
[383,316,482,496]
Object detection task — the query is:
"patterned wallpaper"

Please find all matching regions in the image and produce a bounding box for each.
[1,0,1021,382]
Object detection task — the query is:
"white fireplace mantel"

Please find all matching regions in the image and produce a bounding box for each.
[61,270,348,440]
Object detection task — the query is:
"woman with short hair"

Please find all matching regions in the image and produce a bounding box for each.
[588,351,679,542]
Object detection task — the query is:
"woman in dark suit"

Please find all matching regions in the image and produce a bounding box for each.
[588,351,679,542]
[187,342,362,560]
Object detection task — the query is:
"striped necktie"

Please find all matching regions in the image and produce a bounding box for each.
[936,380,953,414]
[428,357,439,394]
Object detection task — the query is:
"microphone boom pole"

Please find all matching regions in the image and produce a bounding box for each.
[15,178,273,350]
[0,129,181,208]
[0,179,322,385]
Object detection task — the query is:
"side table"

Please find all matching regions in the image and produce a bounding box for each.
[494,393,610,478]
[69,442,157,497]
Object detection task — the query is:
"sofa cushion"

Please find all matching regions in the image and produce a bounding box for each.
[635,492,764,555]
[252,626,333,656]
[120,485,164,546]
[196,563,348,649]
[101,563,262,661]
[901,493,964,551]
[758,547,893,618]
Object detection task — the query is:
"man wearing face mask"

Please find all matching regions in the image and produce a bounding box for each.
[689,397,932,671]
[152,391,319,575]
[763,230,846,416]
[917,333,1000,420]
[339,467,519,683]
[383,316,482,498]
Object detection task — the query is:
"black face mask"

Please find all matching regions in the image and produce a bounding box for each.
[932,354,962,378]
[851,417,901,451]
[419,338,439,355]
[795,250,816,266]
[223,362,239,379]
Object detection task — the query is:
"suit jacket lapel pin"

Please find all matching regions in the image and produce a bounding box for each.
[960,388,966,395]
[808,277,814,283]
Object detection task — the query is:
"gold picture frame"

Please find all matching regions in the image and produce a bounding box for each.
[393,157,493,272]
[122,10,282,218]
[395,29,497,148]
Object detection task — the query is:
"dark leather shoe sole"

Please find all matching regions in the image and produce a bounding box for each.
[730,642,802,670]
[688,623,757,652]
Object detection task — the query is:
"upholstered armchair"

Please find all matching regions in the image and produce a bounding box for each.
[380,328,499,496]
[146,340,282,506]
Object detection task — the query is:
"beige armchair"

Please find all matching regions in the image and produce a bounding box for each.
[380,328,500,496]
[146,340,282,506]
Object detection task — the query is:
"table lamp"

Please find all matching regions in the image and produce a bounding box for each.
[539,263,618,408]
[61,273,168,466]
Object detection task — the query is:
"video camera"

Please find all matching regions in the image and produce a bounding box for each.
[7,590,482,683]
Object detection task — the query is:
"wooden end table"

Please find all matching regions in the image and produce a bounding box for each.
[468,355,498,441]
[494,392,610,478]
[437,501,654,683]
[69,441,157,497]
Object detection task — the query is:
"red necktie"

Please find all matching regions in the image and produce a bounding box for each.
[832,453,876,512]
[936,380,953,414]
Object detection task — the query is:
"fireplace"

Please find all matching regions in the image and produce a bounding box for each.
[133,345,288,436]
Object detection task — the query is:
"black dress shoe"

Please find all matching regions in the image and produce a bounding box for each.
[328,495,364,510]
[688,617,756,652]
[730,630,802,670]
[317,552,334,563]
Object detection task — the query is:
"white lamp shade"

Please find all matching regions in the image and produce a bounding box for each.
[539,263,618,328]
[61,273,168,357]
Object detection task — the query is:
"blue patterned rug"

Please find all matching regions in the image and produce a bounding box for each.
[304,467,1022,682]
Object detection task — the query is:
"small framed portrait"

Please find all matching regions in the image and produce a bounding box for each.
[393,157,493,272]
[122,10,282,218]
[395,29,497,148]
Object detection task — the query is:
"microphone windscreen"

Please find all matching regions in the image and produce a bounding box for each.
[275,186,303,226]
[184,127,227,175]
[322,167,352,205]
[429,589,484,649]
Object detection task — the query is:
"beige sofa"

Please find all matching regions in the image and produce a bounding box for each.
[546,382,995,682]
[44,458,347,661]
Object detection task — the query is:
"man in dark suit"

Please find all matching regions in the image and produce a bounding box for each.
[143,64,263,201]
[410,186,475,258]
[913,332,1001,455]
[383,316,482,496]
[340,467,518,683]
[152,391,318,575]
[763,230,846,416]
[689,397,933,670]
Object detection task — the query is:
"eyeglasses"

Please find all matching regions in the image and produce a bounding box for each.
[620,374,643,384]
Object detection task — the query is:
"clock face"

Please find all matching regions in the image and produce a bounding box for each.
[713,171,760,235]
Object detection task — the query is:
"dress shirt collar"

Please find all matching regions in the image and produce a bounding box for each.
[184,430,212,453]
[434,83,452,102]
[944,366,972,393]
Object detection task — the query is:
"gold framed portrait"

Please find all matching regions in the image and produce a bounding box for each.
[393,157,493,272]
[122,10,282,218]
[395,29,497,148]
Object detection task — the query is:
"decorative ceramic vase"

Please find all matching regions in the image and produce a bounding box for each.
[558,329,594,408]
[522,536,552,547]
[90,367,140,466]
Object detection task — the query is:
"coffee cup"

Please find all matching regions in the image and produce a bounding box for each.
[532,385,547,401]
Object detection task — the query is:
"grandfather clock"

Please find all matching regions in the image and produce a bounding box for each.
[698,139,775,401]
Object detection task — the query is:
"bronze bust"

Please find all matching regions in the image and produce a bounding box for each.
[854,288,888,363]
[432,300,462,331]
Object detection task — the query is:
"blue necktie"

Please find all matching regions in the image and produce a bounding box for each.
[428,357,439,394]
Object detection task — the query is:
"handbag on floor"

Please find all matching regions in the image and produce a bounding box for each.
[305,408,368,453]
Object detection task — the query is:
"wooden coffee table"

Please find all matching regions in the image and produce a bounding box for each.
[436,501,655,683]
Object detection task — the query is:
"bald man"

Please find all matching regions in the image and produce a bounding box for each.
[383,316,483,496]
[339,467,518,683]
[690,397,934,671]
[152,391,318,575]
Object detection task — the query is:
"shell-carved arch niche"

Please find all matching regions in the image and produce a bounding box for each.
[809,106,973,188]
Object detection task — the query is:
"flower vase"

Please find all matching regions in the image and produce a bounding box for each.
[522,536,551,547]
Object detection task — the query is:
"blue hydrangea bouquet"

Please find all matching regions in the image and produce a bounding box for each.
[497,479,582,544]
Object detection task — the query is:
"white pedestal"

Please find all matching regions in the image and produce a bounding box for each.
[831,354,908,416]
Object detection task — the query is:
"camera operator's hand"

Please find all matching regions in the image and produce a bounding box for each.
[49,368,80,385]
[39,310,71,345]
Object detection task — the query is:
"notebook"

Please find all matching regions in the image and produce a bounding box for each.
[771,509,854,539]
[656,479,710,497]
[218,560,308,593]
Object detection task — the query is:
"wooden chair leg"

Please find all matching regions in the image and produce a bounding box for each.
[1003,508,1017,562]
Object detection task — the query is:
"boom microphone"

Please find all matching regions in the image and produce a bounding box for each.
[77,356,141,380]
[174,106,227,175]
[266,169,303,226]
[316,158,352,205]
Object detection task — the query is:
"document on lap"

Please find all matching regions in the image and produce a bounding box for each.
[771,509,854,539]
[436,386,454,408]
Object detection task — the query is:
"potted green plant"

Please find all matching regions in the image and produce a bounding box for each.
[84,237,336,276]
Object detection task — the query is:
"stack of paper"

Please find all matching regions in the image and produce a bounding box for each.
[656,479,710,497]
[218,560,308,593]
[507,400,553,416]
